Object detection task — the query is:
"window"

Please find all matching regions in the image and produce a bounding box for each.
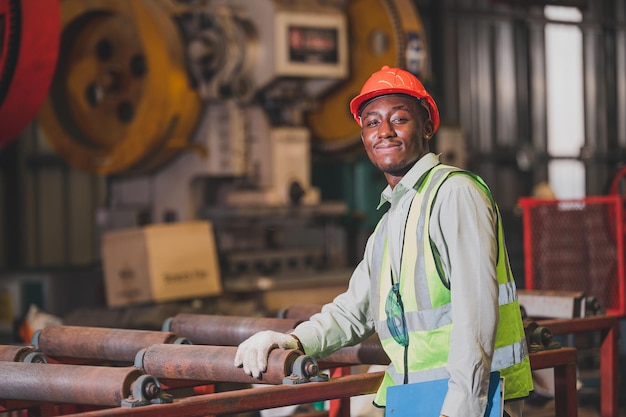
[544,6,585,198]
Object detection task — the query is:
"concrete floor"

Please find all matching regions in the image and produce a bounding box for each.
[524,400,626,417]
[523,387,626,417]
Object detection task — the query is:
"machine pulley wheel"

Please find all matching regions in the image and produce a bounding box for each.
[37,0,201,175]
[0,0,60,149]
[307,0,429,155]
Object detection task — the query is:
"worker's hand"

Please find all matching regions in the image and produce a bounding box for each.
[234,330,299,378]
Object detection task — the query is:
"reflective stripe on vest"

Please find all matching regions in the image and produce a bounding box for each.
[370,164,533,406]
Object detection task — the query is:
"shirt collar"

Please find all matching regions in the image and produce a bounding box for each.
[377,152,441,209]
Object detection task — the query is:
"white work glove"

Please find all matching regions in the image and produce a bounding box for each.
[234,330,299,378]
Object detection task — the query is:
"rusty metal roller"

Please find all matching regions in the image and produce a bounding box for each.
[318,334,390,366]
[278,304,323,320]
[0,345,47,363]
[136,344,325,385]
[32,325,189,363]
[37,0,201,175]
[163,314,303,346]
[0,362,169,407]
[278,306,390,366]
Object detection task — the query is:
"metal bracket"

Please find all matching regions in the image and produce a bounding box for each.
[526,322,561,353]
[134,348,147,370]
[22,351,48,363]
[283,355,329,385]
[121,375,172,408]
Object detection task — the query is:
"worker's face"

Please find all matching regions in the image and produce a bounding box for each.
[360,95,433,184]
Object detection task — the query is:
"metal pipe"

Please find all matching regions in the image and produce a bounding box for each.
[33,325,188,363]
[317,319,549,366]
[42,371,386,417]
[318,334,390,366]
[278,304,323,320]
[277,306,391,366]
[0,362,151,406]
[136,344,318,385]
[0,345,47,363]
[162,313,388,368]
[163,314,302,346]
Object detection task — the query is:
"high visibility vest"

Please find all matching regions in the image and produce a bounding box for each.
[370,164,533,406]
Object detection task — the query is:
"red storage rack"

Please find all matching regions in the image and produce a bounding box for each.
[517,195,626,315]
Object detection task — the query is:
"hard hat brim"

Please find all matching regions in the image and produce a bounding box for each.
[350,88,423,119]
[350,88,440,133]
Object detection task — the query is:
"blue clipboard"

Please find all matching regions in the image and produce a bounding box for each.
[385,371,502,417]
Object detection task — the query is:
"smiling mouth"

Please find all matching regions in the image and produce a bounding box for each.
[375,143,401,152]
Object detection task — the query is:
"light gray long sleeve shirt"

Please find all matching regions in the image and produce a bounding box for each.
[292,152,503,417]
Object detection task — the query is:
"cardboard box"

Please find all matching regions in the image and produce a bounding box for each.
[101,221,222,308]
[517,289,586,319]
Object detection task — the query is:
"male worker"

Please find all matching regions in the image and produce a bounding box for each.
[235,66,533,417]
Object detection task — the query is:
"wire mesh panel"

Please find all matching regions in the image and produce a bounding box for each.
[518,196,625,315]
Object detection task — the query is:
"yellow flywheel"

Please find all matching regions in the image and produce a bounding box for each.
[307,0,428,154]
[37,0,201,175]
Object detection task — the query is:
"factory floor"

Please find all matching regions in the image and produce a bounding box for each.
[517,369,626,417]
[523,398,626,417]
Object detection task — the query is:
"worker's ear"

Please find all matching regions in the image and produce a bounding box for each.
[423,119,434,140]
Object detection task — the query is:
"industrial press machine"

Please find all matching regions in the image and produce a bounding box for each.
[30,0,427,286]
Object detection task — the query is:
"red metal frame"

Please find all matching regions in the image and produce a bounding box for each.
[518,195,626,315]
[608,166,626,196]
[537,315,622,417]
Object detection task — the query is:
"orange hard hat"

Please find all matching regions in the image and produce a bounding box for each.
[349,66,440,133]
